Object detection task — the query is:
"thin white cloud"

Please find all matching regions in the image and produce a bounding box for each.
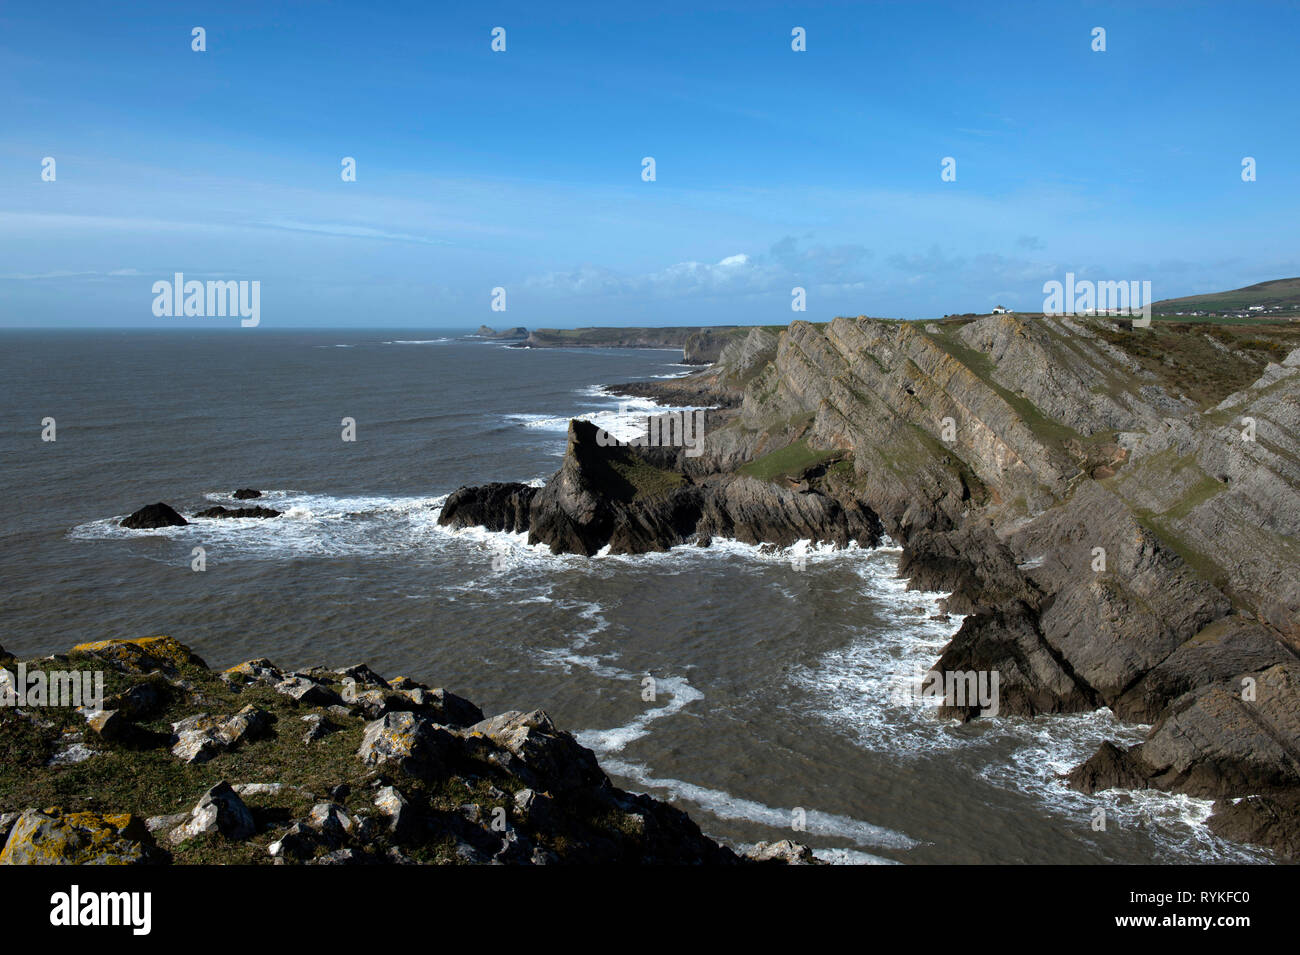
[0,267,142,280]
[258,219,452,245]
[527,252,771,298]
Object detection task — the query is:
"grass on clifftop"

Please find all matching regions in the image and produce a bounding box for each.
[607,455,686,498]
[737,439,842,483]
[1092,320,1300,409]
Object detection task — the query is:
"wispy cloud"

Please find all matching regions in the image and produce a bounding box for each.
[0,267,142,280]
[258,219,452,245]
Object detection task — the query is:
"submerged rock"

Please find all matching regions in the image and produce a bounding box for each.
[194,505,280,519]
[232,488,262,499]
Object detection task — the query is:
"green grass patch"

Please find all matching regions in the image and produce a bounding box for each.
[737,439,842,483]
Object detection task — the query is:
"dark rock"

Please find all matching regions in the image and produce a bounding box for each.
[221,658,284,686]
[306,802,353,841]
[232,488,262,499]
[900,522,1038,615]
[84,710,168,750]
[440,420,881,556]
[301,713,335,744]
[120,502,187,529]
[268,821,325,862]
[933,605,1095,719]
[438,482,537,535]
[335,664,389,688]
[1208,792,1300,860]
[1112,616,1298,723]
[194,505,280,519]
[104,679,168,720]
[1125,663,1300,797]
[1065,741,1151,794]
[374,785,416,838]
[426,688,484,728]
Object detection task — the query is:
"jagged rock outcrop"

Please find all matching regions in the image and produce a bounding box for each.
[439,419,882,555]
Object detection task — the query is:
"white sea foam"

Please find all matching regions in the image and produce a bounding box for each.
[575,673,705,754]
[789,543,1267,862]
[505,385,712,444]
[70,491,449,559]
[518,549,916,862]
[599,755,917,852]
[812,847,898,865]
[382,338,451,345]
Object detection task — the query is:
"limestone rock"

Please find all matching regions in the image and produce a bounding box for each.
[374,785,414,836]
[357,711,456,780]
[73,635,205,674]
[745,840,820,864]
[221,658,284,687]
[0,809,154,864]
[168,781,255,844]
[301,713,335,744]
[274,675,343,707]
[466,709,606,793]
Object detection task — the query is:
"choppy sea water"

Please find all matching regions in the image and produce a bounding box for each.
[0,329,1268,863]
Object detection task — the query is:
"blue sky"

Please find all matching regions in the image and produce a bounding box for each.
[2,0,1297,328]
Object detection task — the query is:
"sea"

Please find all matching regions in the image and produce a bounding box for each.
[0,328,1267,863]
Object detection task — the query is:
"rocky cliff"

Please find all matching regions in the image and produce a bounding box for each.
[445,313,1300,860]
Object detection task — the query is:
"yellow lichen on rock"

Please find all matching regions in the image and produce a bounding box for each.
[0,809,153,865]
[71,635,205,674]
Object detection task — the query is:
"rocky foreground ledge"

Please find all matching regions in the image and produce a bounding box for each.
[0,636,811,865]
